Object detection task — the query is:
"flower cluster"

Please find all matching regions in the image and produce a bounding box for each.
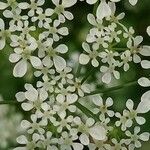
[0,0,150,150]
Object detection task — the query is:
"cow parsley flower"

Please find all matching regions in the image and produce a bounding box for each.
[43,20,69,41]
[79,42,100,67]
[125,126,150,149]
[9,34,41,77]
[14,133,40,150]
[92,95,114,119]
[52,0,77,23]
[16,84,48,117]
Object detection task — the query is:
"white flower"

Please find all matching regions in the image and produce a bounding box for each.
[80,0,120,5]
[69,78,91,97]
[79,42,100,67]
[18,0,45,17]
[87,13,104,31]
[125,126,149,149]
[37,131,58,150]
[123,26,135,40]
[43,19,69,41]
[124,99,146,126]
[115,112,129,131]
[9,35,41,77]
[21,114,45,134]
[0,0,17,10]
[106,23,122,43]
[3,8,28,32]
[88,139,111,150]
[55,67,74,84]
[0,18,11,50]
[107,2,125,22]
[52,0,77,23]
[19,20,36,35]
[111,139,127,150]
[14,133,40,150]
[55,92,78,118]
[59,131,83,150]
[31,8,53,28]
[120,50,132,71]
[52,114,73,133]
[16,84,48,117]
[127,36,143,63]
[96,0,111,20]
[34,65,55,81]
[92,95,114,118]
[100,63,120,84]
[42,39,68,71]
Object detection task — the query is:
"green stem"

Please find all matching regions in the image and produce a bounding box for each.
[84,80,137,97]
[75,102,99,121]
[0,101,18,105]
[76,64,82,77]
[81,67,95,84]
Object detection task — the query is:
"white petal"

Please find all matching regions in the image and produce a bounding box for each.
[102,72,111,84]
[129,0,138,6]
[126,99,134,110]
[141,60,150,69]
[3,10,13,18]
[92,95,103,106]
[135,116,146,125]
[13,60,27,77]
[25,88,38,101]
[134,36,143,46]
[0,18,4,29]
[140,46,150,56]
[18,2,29,9]
[62,0,77,8]
[52,0,59,6]
[139,132,150,141]
[147,26,150,36]
[21,103,33,111]
[79,54,90,65]
[55,44,68,53]
[58,27,69,35]
[30,56,42,67]
[72,143,83,150]
[138,77,150,87]
[0,2,8,10]
[96,0,111,20]
[16,135,28,144]
[63,11,74,20]
[137,91,150,113]
[106,97,113,107]
[39,88,48,100]
[53,56,66,71]
[87,0,98,4]
[15,92,26,102]
[67,94,78,104]
[79,133,89,145]
[9,53,21,63]
[89,125,106,140]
